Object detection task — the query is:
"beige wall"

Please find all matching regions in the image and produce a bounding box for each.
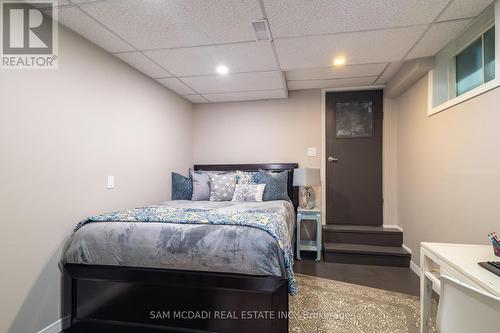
[383,98,399,227]
[394,75,500,264]
[0,27,193,333]
[193,90,322,168]
[193,90,322,206]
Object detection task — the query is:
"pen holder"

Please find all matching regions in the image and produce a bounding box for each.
[493,242,500,257]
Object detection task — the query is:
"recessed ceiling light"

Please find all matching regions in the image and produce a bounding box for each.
[216,65,229,75]
[333,56,346,67]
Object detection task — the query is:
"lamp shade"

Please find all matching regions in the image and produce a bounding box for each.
[293,168,320,187]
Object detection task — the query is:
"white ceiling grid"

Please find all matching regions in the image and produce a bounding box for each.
[46,0,494,103]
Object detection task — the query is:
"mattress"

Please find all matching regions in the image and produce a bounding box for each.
[61,200,295,278]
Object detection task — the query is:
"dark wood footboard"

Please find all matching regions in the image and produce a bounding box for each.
[62,264,289,333]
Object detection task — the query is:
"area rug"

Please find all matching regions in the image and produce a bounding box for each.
[290,273,436,333]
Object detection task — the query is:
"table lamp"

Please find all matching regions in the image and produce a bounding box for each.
[293,168,321,209]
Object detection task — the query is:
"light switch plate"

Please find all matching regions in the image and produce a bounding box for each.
[107,176,114,189]
[307,147,317,157]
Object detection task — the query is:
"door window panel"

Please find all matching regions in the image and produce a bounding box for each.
[335,101,373,138]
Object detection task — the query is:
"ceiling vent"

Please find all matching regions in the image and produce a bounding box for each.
[251,20,272,41]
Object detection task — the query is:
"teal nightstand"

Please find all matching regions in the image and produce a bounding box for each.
[296,207,322,261]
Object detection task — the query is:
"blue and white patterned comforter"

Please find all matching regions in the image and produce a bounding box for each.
[63,200,297,295]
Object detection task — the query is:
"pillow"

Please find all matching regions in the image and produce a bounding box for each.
[191,170,210,201]
[199,170,226,175]
[232,184,266,202]
[255,169,290,201]
[235,170,258,184]
[171,172,192,200]
[209,173,237,201]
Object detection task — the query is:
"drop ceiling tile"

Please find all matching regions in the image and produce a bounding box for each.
[183,94,208,103]
[375,62,404,84]
[275,26,427,70]
[438,0,495,21]
[78,0,262,50]
[156,78,196,95]
[264,0,448,38]
[285,63,387,81]
[287,77,377,91]
[115,52,171,78]
[72,0,105,3]
[144,42,278,77]
[406,19,472,59]
[203,90,287,103]
[35,0,99,9]
[32,0,70,8]
[181,71,284,94]
[55,6,134,53]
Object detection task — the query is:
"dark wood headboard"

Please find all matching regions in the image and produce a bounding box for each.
[193,163,299,210]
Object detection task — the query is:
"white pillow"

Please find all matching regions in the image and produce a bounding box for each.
[231,184,266,202]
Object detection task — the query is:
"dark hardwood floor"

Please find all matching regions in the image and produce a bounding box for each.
[294,254,420,296]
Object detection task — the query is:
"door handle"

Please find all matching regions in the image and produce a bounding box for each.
[328,156,339,162]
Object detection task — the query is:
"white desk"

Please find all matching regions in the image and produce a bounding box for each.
[420,242,500,333]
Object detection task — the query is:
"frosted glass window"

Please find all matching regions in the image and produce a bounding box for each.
[456,25,496,96]
[429,4,497,114]
[484,26,495,83]
[456,37,483,96]
[336,101,373,138]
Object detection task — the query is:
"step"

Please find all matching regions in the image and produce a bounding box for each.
[323,242,411,267]
[323,224,403,247]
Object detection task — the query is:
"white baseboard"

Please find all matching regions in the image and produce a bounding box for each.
[402,244,412,254]
[401,243,420,276]
[383,224,403,232]
[37,319,62,333]
[409,260,420,277]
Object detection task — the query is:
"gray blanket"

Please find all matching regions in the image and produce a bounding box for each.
[62,200,295,277]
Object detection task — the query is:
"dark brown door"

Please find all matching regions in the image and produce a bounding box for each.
[325,90,383,225]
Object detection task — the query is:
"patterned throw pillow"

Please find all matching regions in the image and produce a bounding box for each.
[209,173,237,201]
[171,172,192,200]
[255,169,290,201]
[232,184,266,202]
[199,170,225,175]
[191,170,210,201]
[235,170,258,184]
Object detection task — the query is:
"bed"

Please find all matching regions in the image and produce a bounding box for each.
[61,163,298,333]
